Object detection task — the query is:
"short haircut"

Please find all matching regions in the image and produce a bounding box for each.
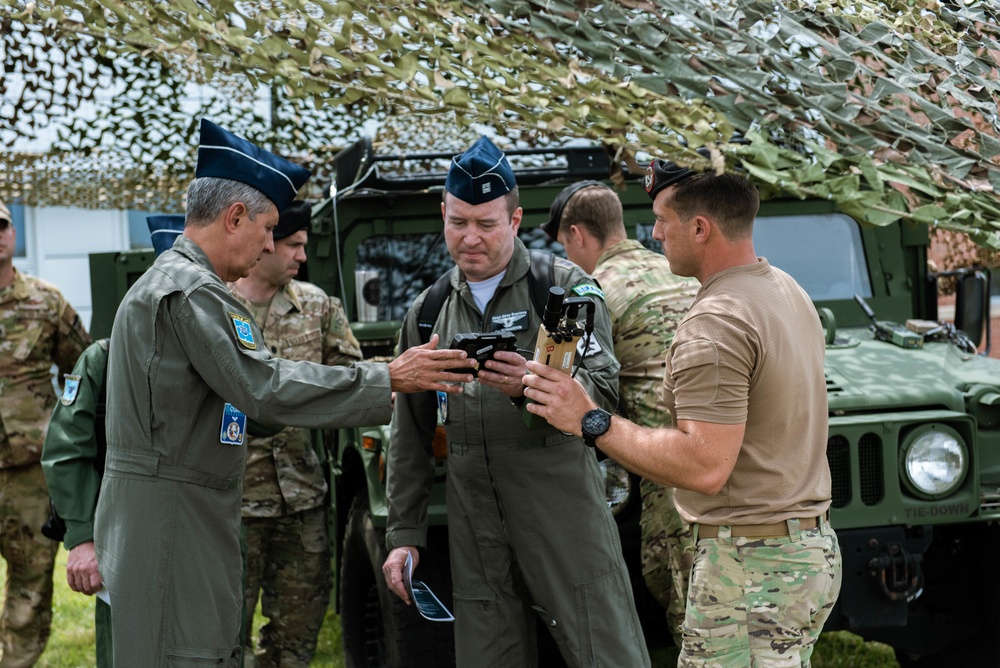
[185,177,275,228]
[443,186,521,218]
[669,173,759,241]
[559,185,624,245]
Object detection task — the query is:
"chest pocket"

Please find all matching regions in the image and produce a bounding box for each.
[10,314,50,362]
[280,328,323,362]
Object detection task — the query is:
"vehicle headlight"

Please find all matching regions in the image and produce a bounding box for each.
[598,458,632,516]
[901,426,967,499]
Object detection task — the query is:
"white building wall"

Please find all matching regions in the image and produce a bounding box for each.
[13,206,130,332]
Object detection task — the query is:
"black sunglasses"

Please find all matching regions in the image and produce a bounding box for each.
[0,219,11,231]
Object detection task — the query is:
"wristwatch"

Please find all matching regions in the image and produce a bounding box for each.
[581,408,612,448]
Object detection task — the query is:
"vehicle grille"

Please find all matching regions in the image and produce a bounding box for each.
[828,432,885,508]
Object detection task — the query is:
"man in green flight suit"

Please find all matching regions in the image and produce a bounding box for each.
[93,119,476,667]
[230,200,363,667]
[41,214,186,668]
[382,136,649,667]
[542,181,698,646]
[41,337,113,667]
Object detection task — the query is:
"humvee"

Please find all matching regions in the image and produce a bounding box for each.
[89,140,1000,667]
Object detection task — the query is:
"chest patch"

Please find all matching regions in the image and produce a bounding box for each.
[60,375,81,406]
[229,312,257,350]
[490,310,529,332]
[577,333,603,358]
[219,402,247,446]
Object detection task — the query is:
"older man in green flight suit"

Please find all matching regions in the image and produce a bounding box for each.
[42,214,185,668]
[93,119,476,668]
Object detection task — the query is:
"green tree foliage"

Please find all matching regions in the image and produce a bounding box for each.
[1,0,998,245]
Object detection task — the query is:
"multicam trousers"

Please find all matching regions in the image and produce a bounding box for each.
[680,518,842,668]
[241,506,331,668]
[0,463,57,668]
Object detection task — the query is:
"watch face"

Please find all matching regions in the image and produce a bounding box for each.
[583,409,610,436]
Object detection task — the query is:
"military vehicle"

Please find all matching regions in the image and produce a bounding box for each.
[89,140,1000,667]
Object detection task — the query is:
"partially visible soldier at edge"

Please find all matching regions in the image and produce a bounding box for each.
[94,119,476,667]
[523,156,842,667]
[0,197,91,667]
[542,180,698,647]
[41,214,186,668]
[229,201,362,667]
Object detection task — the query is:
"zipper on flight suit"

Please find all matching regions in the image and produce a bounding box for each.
[477,288,517,561]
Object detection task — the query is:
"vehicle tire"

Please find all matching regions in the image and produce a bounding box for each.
[890,523,1000,667]
[340,493,455,668]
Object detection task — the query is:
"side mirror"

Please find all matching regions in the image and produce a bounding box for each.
[955,270,990,352]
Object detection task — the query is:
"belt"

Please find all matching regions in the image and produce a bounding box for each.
[697,515,821,539]
[105,451,241,491]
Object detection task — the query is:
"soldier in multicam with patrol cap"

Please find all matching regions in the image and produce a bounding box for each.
[382,136,650,667]
[93,119,476,668]
[0,197,91,666]
[524,153,842,667]
[229,200,362,667]
[542,180,697,647]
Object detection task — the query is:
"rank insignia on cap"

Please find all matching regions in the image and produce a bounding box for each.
[61,375,81,406]
[445,136,516,205]
[230,312,257,350]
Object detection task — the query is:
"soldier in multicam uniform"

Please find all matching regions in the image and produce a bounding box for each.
[0,197,91,666]
[542,181,697,646]
[229,201,363,668]
[525,156,842,667]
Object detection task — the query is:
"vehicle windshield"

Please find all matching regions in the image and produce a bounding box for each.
[357,211,871,321]
[638,211,872,302]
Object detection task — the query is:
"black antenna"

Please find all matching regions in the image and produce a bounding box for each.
[854,294,878,324]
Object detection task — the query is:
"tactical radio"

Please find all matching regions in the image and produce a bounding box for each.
[854,294,924,349]
[523,286,597,428]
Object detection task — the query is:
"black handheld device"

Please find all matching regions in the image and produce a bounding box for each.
[449,331,518,377]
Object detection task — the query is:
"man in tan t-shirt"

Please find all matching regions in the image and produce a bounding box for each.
[522,154,842,667]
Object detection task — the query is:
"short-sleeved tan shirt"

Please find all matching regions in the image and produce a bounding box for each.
[665,258,831,525]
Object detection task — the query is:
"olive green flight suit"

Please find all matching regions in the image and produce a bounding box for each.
[94,236,393,667]
[386,238,650,668]
[41,339,113,668]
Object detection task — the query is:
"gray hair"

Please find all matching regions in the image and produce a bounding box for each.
[185,177,275,227]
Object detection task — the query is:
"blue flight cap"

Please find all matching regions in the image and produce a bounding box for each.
[146,214,186,257]
[444,136,516,205]
[195,119,311,212]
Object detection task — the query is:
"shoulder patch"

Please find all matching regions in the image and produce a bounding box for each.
[229,312,257,350]
[61,375,81,406]
[571,283,605,301]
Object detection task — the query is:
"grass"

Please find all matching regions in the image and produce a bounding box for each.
[29,548,896,667]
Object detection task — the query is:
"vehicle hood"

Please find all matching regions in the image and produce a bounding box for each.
[825,328,1000,413]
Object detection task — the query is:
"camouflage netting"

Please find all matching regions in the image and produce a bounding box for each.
[1,0,999,246]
